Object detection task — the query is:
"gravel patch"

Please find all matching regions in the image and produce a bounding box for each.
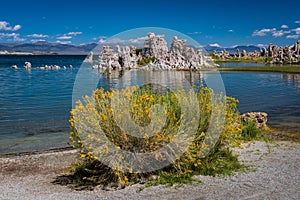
[0,141,299,200]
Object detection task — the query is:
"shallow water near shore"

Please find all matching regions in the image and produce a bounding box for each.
[0,55,299,153]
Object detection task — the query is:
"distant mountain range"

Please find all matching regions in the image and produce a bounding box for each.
[0,41,98,55]
[204,44,261,54]
[0,41,261,55]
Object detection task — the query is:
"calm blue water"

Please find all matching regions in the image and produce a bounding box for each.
[0,55,299,153]
[0,55,85,153]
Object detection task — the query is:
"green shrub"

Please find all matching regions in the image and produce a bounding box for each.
[207,52,219,60]
[137,57,156,66]
[265,56,273,62]
[135,48,143,56]
[241,118,260,140]
[69,85,244,188]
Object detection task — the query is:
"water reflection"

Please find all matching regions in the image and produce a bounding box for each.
[93,69,207,90]
[184,71,204,86]
[281,73,300,88]
[93,69,220,93]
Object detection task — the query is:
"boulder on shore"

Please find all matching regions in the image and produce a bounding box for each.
[240,112,268,129]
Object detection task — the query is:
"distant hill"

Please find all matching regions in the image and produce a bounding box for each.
[204,45,261,55]
[0,41,97,55]
[0,41,261,55]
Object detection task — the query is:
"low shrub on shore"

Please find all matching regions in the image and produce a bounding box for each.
[208,53,273,63]
[218,66,300,73]
[241,118,260,140]
[68,85,250,189]
[137,56,156,66]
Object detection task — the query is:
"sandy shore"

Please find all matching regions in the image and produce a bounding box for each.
[0,141,299,200]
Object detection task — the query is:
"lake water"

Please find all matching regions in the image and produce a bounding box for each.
[0,55,299,154]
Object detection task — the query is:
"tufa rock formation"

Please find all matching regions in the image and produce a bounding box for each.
[267,40,300,64]
[92,32,216,72]
[212,40,300,64]
[24,61,32,70]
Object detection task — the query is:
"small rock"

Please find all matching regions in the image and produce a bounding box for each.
[240,112,268,128]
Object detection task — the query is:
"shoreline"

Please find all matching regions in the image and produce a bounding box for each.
[1,128,298,158]
[0,148,78,177]
[0,146,73,158]
[0,139,299,199]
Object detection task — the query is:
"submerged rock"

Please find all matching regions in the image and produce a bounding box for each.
[11,65,18,70]
[24,61,31,70]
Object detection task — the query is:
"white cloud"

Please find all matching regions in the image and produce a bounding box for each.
[0,33,18,37]
[0,21,21,31]
[100,35,165,45]
[257,44,267,47]
[155,34,165,38]
[286,35,299,39]
[209,43,221,47]
[0,32,25,41]
[295,21,300,24]
[129,36,148,43]
[57,32,82,40]
[253,28,291,38]
[252,28,276,36]
[99,38,106,43]
[93,35,106,40]
[228,29,234,33]
[272,30,285,37]
[187,31,201,35]
[56,40,71,44]
[27,33,49,38]
[13,37,26,42]
[57,35,72,40]
[13,24,21,31]
[68,31,82,36]
[104,37,126,44]
[92,36,108,43]
[31,39,46,43]
[281,24,288,28]
[293,27,300,35]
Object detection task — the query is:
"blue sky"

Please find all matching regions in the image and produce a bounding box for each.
[0,0,300,47]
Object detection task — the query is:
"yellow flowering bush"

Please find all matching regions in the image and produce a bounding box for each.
[69,84,243,187]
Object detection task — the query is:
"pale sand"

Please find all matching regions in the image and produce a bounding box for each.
[0,141,299,200]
